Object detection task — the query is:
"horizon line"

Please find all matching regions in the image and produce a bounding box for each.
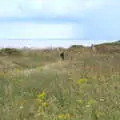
[0,38,88,40]
[0,38,119,41]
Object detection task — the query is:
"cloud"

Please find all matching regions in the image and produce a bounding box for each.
[0,0,107,18]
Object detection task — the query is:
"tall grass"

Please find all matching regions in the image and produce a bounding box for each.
[0,46,120,120]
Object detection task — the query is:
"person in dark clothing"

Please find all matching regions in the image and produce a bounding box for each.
[60,52,64,60]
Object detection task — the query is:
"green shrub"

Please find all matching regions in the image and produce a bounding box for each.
[0,48,21,55]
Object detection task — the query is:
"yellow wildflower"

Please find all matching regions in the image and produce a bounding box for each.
[42,102,48,107]
[57,113,72,119]
[37,91,46,100]
[77,78,87,85]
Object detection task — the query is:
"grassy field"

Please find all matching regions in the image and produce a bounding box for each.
[0,42,120,120]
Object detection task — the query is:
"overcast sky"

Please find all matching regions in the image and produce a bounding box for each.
[0,0,120,47]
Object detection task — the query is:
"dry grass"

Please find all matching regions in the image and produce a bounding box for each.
[0,43,120,120]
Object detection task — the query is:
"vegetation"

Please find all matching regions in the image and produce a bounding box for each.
[97,40,120,46]
[0,42,120,120]
[0,48,21,55]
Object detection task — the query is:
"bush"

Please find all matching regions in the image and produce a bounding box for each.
[0,48,21,55]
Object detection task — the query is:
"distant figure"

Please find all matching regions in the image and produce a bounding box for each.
[60,52,64,60]
[91,44,96,53]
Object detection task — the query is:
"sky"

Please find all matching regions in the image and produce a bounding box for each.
[0,0,120,48]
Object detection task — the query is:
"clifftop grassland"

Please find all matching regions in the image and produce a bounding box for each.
[0,41,120,120]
